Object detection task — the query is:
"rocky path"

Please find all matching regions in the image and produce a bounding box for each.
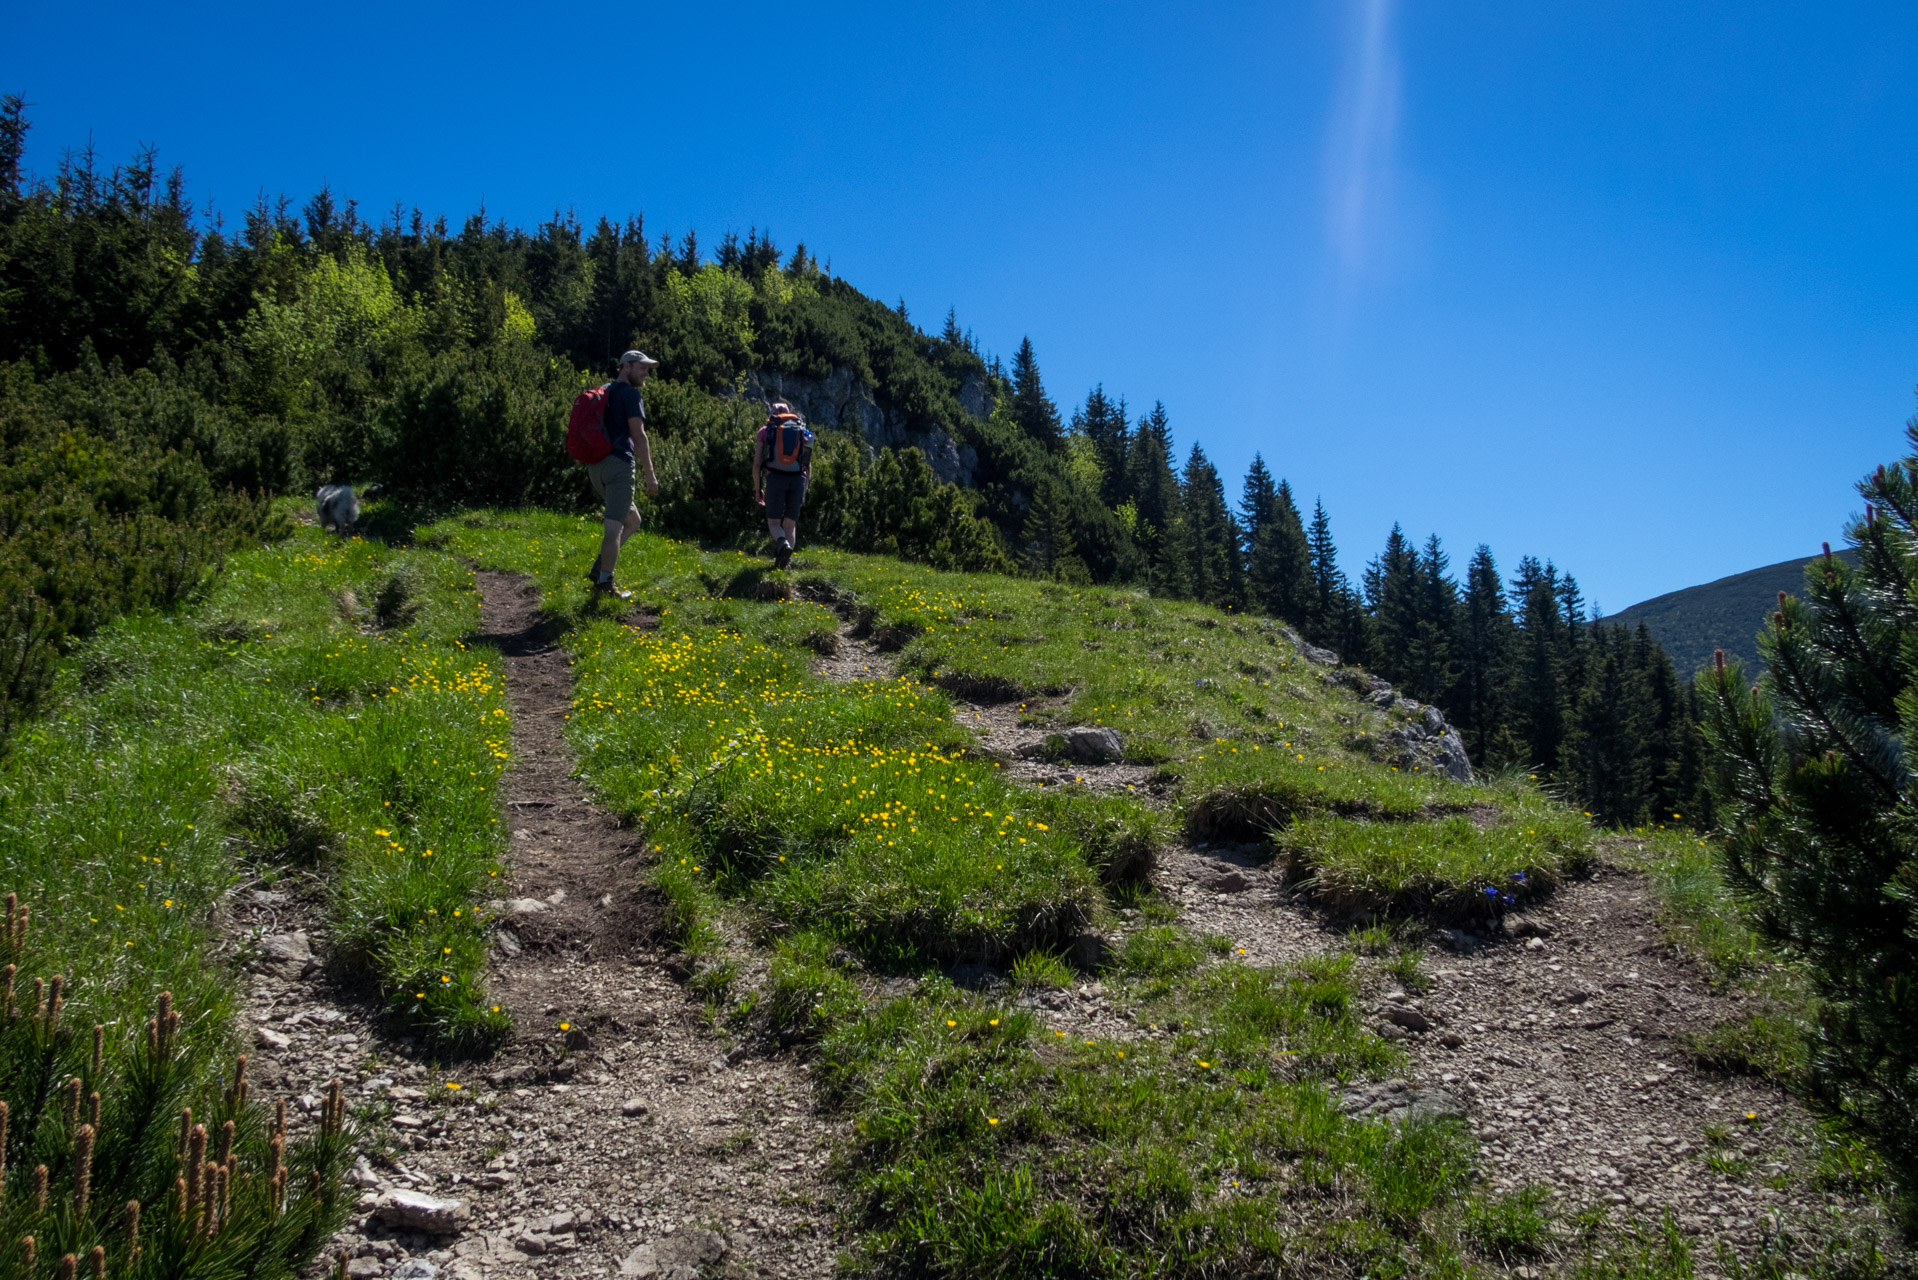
[233,573,842,1280]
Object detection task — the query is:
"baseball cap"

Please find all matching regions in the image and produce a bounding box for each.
[618,350,659,368]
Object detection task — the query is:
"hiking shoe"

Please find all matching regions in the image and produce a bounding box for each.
[591,574,633,601]
[773,538,793,571]
[585,563,604,584]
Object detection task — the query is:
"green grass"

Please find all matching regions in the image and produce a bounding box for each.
[8,521,509,1053]
[415,510,1652,1277]
[1617,831,1813,1089]
[1274,786,1591,918]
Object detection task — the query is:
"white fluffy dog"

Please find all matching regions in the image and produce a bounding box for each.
[315,483,382,535]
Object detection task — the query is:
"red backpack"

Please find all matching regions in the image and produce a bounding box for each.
[565,384,614,464]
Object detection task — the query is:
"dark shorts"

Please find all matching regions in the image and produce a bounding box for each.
[764,470,807,521]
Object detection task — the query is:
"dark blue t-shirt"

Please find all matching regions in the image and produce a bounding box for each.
[603,381,644,461]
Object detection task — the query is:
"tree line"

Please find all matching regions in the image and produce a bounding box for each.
[0,100,1704,824]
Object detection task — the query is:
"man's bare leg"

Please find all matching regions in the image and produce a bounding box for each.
[596,507,642,579]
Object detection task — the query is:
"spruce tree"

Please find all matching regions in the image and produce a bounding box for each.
[1306,498,1348,646]
[1267,481,1315,627]
[1364,524,1422,682]
[1564,626,1652,824]
[1009,337,1063,450]
[1126,402,1188,598]
[1240,455,1277,540]
[1407,533,1463,706]
[1510,556,1568,773]
[1244,462,1312,626]
[1457,544,1515,765]
[1179,444,1242,609]
[1699,438,1918,1220]
[1020,472,1085,580]
[1074,385,1130,507]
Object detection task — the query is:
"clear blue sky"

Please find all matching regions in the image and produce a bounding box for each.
[6,1,1914,612]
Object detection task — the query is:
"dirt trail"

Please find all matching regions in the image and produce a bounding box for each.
[234,572,842,1280]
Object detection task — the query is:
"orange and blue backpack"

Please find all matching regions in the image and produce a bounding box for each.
[764,410,814,473]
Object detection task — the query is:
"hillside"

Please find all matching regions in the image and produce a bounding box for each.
[1608,548,1857,678]
[12,501,1903,1280]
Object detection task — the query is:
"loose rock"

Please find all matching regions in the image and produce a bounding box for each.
[374,1189,470,1236]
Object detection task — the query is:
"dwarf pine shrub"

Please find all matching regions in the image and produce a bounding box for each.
[1699,423,1918,1231]
[0,895,351,1280]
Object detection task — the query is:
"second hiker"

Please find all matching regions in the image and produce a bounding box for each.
[753,401,813,570]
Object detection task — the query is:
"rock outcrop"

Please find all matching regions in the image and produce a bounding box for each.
[1279,627,1474,783]
[733,366,985,485]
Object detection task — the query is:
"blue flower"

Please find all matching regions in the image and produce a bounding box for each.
[1500,892,1516,905]
[1511,870,1527,884]
[1482,885,1498,899]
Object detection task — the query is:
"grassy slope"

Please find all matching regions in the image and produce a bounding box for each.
[431,510,1613,1278]
[9,523,511,1057]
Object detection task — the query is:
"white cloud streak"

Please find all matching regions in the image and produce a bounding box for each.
[1324,0,1400,281]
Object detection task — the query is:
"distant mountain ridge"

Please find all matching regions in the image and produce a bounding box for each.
[1607,549,1858,679]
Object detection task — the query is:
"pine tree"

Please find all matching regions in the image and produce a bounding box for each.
[1564,626,1652,824]
[1126,402,1187,597]
[1306,498,1347,646]
[1699,439,1918,1217]
[1240,455,1277,542]
[1179,444,1242,609]
[1009,337,1063,450]
[1406,533,1462,706]
[1074,385,1130,507]
[1242,461,1313,625]
[1510,556,1567,773]
[1456,545,1515,766]
[1365,524,1422,682]
[1020,472,1085,580]
[1267,481,1315,627]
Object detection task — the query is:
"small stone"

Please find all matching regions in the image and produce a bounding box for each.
[1210,870,1250,893]
[346,1259,384,1279]
[513,1232,548,1257]
[1382,1005,1430,1032]
[1524,937,1547,952]
[617,1245,658,1279]
[1063,727,1124,764]
[392,1262,437,1280]
[485,1065,539,1088]
[260,931,313,963]
[254,1026,292,1050]
[392,1115,425,1129]
[621,1098,649,1117]
[654,1229,727,1272]
[507,898,549,916]
[494,929,523,958]
[348,1156,384,1189]
[375,1190,470,1236]
[1439,1031,1465,1048]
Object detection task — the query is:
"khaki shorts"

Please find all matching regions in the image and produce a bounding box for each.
[586,455,637,523]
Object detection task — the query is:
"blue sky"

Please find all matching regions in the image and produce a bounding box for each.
[5,1,1914,611]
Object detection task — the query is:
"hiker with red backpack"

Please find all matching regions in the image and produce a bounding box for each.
[565,350,660,599]
[753,401,813,570]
